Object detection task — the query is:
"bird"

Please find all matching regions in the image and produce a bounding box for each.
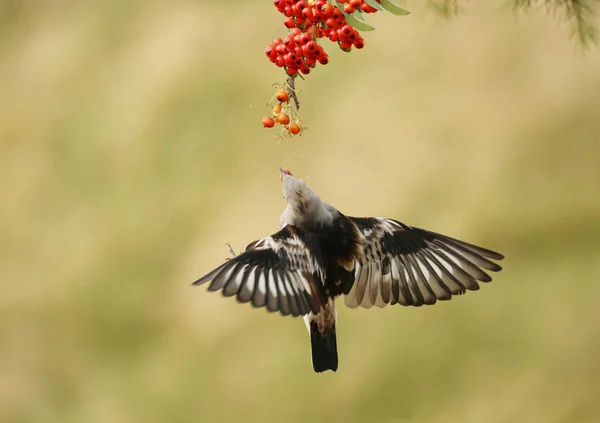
[192,168,504,373]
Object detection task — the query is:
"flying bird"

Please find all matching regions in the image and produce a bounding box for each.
[193,168,504,373]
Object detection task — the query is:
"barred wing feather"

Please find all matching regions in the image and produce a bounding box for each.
[193,225,327,317]
[344,218,504,309]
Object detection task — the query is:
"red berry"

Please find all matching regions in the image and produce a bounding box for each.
[276,89,289,102]
[325,17,337,29]
[350,0,362,7]
[362,3,378,13]
[306,41,318,53]
[343,3,355,13]
[289,123,301,135]
[277,113,291,125]
[304,57,317,67]
[338,40,352,51]
[284,54,295,67]
[286,67,299,77]
[294,15,307,27]
[263,117,275,128]
[341,25,353,36]
[354,38,365,49]
[301,7,314,20]
[284,17,296,28]
[283,35,295,48]
[266,45,277,60]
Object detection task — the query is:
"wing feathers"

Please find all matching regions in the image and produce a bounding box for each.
[251,268,268,308]
[192,225,327,317]
[345,217,503,309]
[266,269,279,313]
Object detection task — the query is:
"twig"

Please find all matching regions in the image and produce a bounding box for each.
[287,76,301,110]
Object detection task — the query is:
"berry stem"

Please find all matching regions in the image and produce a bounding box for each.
[287,76,301,111]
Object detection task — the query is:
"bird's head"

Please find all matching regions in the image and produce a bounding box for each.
[279,168,318,215]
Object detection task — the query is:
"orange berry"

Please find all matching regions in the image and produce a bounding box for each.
[289,123,301,135]
[276,89,289,102]
[276,113,290,125]
[273,104,282,114]
[262,116,275,128]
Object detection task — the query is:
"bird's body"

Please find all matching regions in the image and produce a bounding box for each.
[193,169,504,373]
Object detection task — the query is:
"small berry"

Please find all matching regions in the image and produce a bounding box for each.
[286,67,299,76]
[321,3,333,16]
[341,25,353,36]
[277,113,291,125]
[301,7,314,20]
[276,89,289,102]
[289,123,301,135]
[338,40,352,51]
[284,17,296,28]
[362,3,378,13]
[262,117,275,128]
[343,3,356,13]
[273,104,282,114]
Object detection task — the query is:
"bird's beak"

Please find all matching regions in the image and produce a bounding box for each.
[279,168,291,181]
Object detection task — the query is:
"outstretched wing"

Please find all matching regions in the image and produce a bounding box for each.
[192,225,327,317]
[344,217,504,309]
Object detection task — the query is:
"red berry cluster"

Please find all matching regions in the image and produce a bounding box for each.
[266,29,328,77]
[266,0,379,76]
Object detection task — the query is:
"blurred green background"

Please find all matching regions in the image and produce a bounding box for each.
[2,1,600,422]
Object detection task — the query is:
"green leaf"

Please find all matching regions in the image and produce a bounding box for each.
[352,10,367,22]
[364,0,385,12]
[345,12,376,31]
[380,0,411,15]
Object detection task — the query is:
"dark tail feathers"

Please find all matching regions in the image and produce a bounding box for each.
[309,321,338,373]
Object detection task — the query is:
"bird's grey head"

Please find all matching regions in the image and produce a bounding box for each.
[279,168,319,216]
